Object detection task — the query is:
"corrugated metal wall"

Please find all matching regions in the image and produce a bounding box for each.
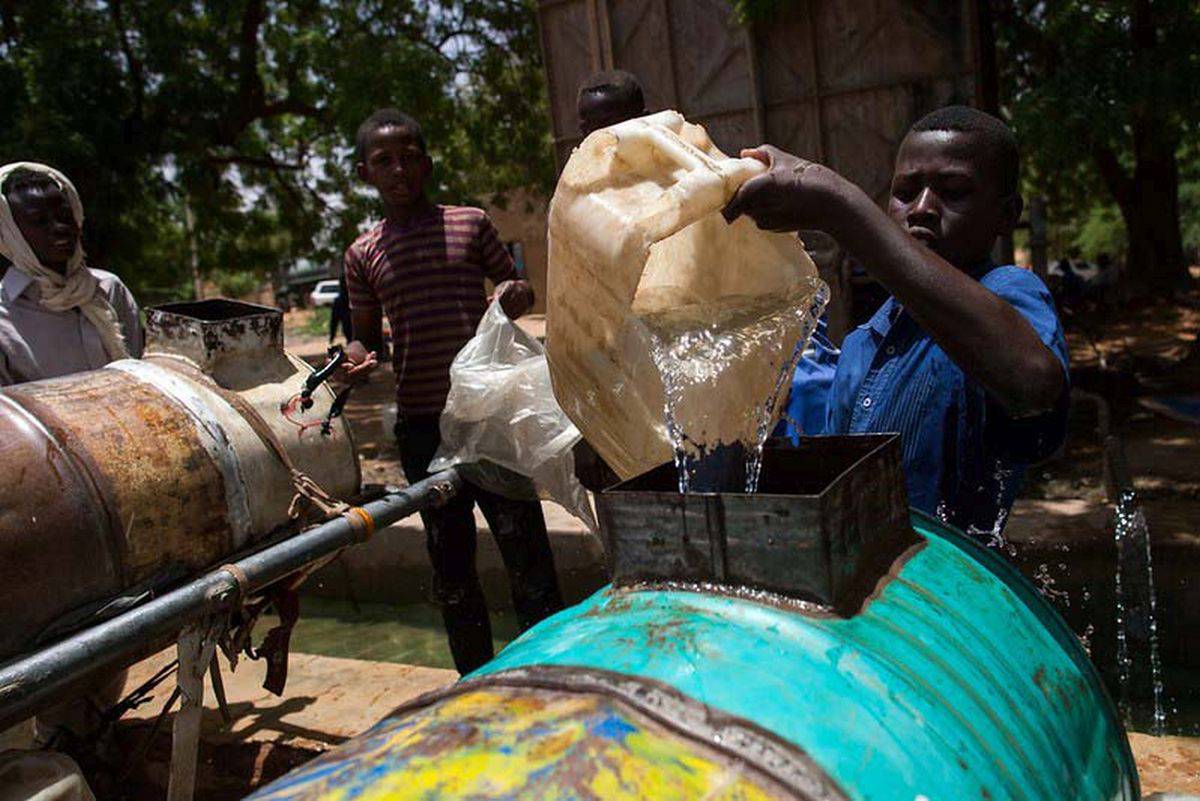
[538,0,983,334]
[539,0,981,206]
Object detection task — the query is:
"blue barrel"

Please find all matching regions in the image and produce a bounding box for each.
[249,511,1138,800]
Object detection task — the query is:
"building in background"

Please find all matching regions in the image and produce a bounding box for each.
[536,0,992,339]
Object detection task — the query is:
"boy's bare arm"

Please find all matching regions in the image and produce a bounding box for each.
[343,307,383,380]
[724,146,1063,418]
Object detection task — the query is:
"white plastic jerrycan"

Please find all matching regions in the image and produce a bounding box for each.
[545,110,825,481]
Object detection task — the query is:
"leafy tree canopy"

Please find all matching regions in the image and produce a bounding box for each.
[0,1,554,301]
[995,0,1200,290]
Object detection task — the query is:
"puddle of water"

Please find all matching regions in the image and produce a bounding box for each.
[261,597,521,670]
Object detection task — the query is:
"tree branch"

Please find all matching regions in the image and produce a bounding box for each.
[237,0,267,114]
[211,1,324,148]
[106,0,145,123]
[261,97,321,119]
[205,154,304,170]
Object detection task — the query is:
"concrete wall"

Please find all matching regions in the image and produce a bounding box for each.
[485,188,550,314]
[303,519,608,612]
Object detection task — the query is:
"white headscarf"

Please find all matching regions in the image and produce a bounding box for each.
[0,161,129,361]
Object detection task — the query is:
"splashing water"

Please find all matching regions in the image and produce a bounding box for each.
[1078,622,1096,657]
[745,298,826,494]
[966,460,1019,560]
[1032,562,1071,606]
[1112,487,1167,734]
[643,279,828,494]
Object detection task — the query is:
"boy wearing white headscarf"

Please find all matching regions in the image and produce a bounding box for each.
[0,162,142,386]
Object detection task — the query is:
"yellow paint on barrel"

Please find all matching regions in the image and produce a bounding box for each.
[251,687,797,801]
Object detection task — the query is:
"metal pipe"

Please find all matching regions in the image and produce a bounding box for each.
[0,469,461,731]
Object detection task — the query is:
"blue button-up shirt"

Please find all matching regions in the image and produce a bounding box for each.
[783,264,1069,540]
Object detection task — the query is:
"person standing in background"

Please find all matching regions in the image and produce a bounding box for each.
[0,161,144,801]
[339,109,563,675]
[577,69,647,137]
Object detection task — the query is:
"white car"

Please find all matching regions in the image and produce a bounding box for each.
[309,279,341,307]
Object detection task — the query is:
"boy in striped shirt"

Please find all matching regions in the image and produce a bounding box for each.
[341,109,562,674]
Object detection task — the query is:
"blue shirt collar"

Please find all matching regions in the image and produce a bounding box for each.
[860,297,902,339]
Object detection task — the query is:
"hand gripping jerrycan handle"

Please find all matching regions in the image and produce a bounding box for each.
[544,110,825,482]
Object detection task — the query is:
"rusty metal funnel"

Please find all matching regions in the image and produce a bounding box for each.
[595,434,919,616]
[144,298,295,389]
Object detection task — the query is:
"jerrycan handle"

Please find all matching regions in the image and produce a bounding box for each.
[600,112,768,248]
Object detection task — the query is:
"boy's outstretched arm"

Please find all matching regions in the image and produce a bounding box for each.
[724,146,1063,419]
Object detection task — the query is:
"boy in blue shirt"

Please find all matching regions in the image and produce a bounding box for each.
[726,106,1068,541]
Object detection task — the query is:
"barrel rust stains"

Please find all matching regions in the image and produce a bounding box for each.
[1032,665,1048,695]
[4,369,231,592]
[147,299,284,373]
[0,390,121,659]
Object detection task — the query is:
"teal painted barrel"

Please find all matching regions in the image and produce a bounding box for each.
[249,511,1137,801]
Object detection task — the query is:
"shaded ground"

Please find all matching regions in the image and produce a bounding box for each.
[1002,276,1200,735]
[98,652,455,801]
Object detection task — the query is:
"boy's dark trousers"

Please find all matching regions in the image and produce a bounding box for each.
[396,414,564,674]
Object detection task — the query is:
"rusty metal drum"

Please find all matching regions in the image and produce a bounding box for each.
[0,299,359,660]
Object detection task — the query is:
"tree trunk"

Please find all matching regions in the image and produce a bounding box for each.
[1091,0,1191,295]
[1119,154,1189,294]
[1094,134,1189,295]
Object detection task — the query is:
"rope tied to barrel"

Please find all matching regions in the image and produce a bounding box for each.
[206,384,350,522]
[286,468,350,520]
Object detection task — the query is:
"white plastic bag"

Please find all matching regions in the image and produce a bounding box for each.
[430,300,597,531]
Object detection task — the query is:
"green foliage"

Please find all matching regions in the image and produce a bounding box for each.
[0,1,554,299]
[1071,204,1127,262]
[213,269,263,299]
[300,307,332,337]
[1179,140,1200,251]
[997,1,1200,168]
[994,0,1200,284]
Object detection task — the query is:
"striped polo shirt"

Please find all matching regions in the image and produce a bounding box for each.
[344,205,516,414]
